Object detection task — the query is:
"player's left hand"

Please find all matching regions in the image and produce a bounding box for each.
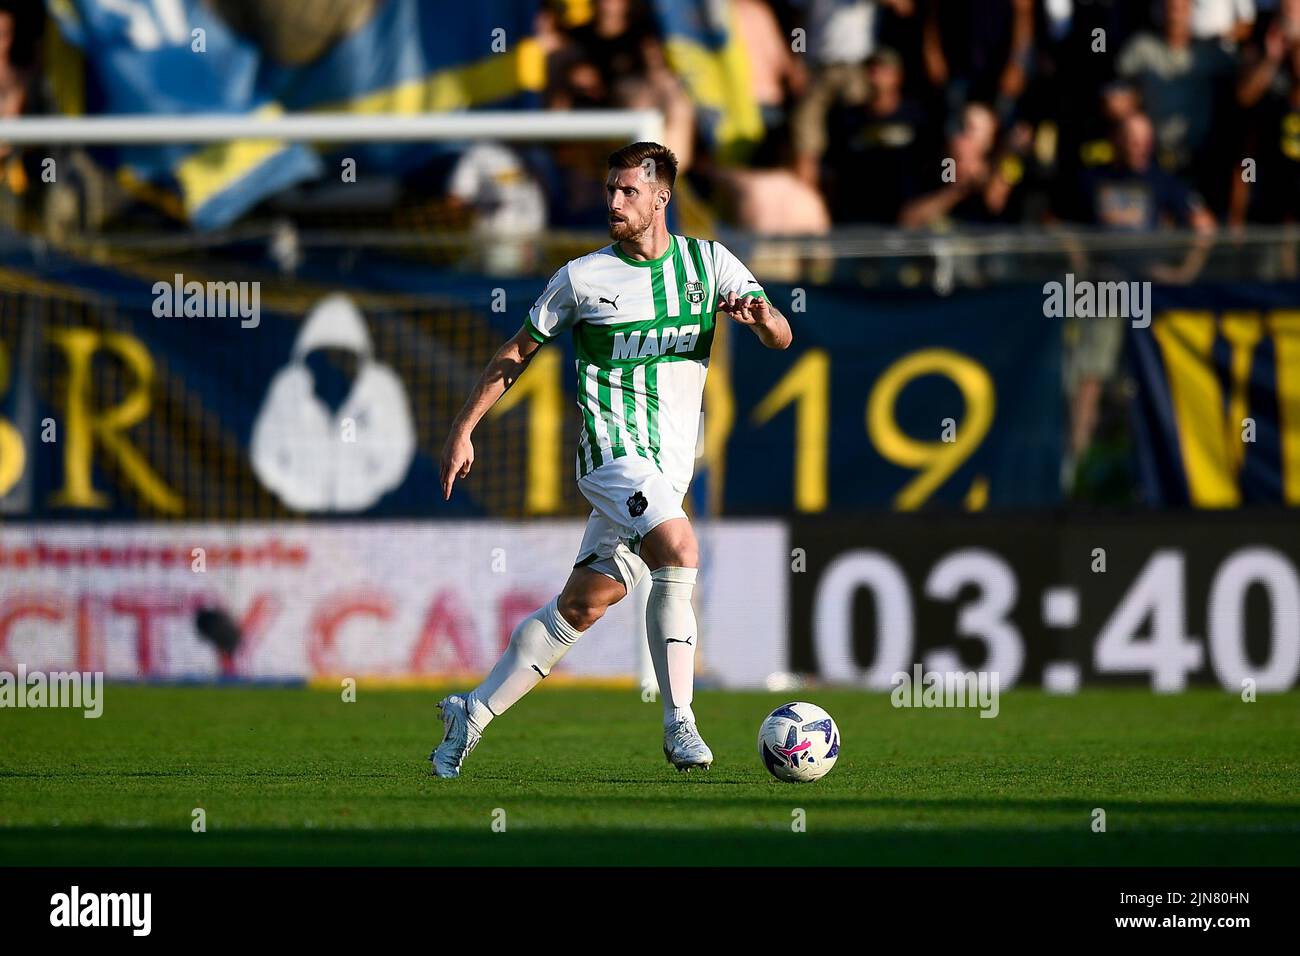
[717,290,770,326]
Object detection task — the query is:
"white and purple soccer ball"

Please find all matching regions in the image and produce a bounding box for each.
[757,701,841,783]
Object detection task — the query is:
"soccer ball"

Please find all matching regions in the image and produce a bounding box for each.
[757,701,840,783]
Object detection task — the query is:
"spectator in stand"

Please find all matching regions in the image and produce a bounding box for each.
[921,0,1034,125]
[1233,0,1300,225]
[556,0,696,169]
[689,127,832,238]
[0,1,39,138]
[1078,110,1216,282]
[1081,110,1215,230]
[1064,111,1215,474]
[1191,0,1256,42]
[823,47,932,223]
[0,0,46,228]
[899,102,1026,227]
[791,0,916,187]
[708,162,833,235]
[1062,80,1145,200]
[1033,1,1149,221]
[735,0,807,166]
[876,0,926,99]
[1117,0,1238,213]
[445,143,548,274]
[1080,80,1144,158]
[0,11,23,122]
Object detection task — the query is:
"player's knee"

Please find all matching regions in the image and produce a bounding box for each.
[557,592,609,632]
[661,542,698,569]
[641,523,698,570]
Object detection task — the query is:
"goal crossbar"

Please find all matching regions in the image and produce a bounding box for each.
[0,109,665,146]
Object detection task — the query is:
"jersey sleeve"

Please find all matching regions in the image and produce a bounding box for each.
[524,263,579,343]
[710,241,767,302]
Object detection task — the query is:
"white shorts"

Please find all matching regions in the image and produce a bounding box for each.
[573,456,688,590]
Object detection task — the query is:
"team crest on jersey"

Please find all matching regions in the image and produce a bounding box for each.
[627,491,648,517]
[684,280,706,305]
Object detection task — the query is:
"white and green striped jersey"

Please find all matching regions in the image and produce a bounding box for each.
[523,235,767,490]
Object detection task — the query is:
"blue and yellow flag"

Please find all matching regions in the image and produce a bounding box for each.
[44,0,544,229]
[651,0,763,162]
[1129,284,1300,507]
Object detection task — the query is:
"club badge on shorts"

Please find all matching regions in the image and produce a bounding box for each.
[627,490,648,517]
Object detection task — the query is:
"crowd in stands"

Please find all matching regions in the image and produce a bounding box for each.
[4,0,1300,238]
[542,0,1300,236]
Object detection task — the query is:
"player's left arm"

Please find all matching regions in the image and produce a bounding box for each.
[718,291,792,350]
[711,240,793,350]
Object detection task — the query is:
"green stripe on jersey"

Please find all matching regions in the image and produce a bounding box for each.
[647,262,670,468]
[598,369,618,455]
[650,256,668,322]
[686,237,710,316]
[581,363,604,471]
[618,367,641,459]
[645,361,662,468]
[671,239,692,319]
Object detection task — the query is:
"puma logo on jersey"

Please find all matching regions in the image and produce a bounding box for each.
[612,324,701,360]
[599,295,620,310]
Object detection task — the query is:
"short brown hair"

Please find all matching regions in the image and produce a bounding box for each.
[608,141,678,189]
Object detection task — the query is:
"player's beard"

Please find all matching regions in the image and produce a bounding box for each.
[608,211,649,242]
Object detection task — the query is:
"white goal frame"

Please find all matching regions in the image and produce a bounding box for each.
[0,107,665,690]
[0,109,665,147]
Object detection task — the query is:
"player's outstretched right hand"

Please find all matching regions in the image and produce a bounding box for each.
[440,430,474,500]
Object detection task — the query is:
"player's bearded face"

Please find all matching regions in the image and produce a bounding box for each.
[606,167,659,241]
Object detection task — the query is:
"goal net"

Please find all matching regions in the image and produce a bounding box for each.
[0,111,681,687]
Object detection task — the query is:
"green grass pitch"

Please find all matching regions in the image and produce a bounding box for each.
[1,686,1297,866]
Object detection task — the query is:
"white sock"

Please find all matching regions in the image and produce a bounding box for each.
[667,705,694,725]
[646,566,698,727]
[467,596,581,726]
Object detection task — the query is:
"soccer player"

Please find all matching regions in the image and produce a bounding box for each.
[433,142,792,777]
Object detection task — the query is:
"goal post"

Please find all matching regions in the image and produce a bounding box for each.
[0,109,666,147]
[0,107,665,691]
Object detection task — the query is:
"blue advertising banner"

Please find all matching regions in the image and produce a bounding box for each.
[0,241,538,519]
[0,243,1064,518]
[1128,283,1300,508]
[723,284,1064,513]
